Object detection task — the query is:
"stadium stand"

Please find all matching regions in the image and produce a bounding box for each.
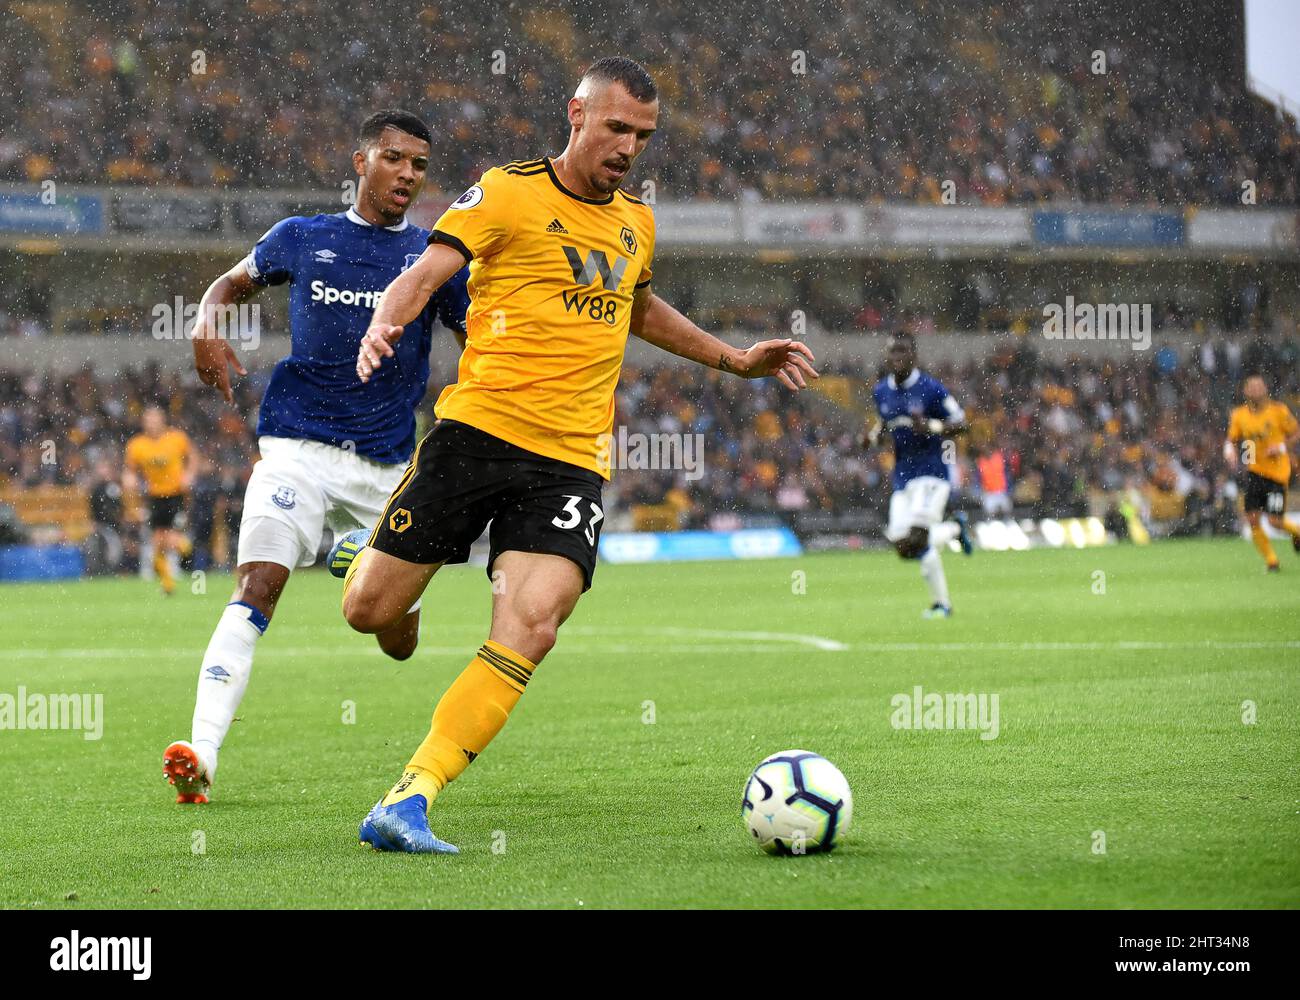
[1,0,1296,574]
[3,331,1295,571]
[2,0,1295,205]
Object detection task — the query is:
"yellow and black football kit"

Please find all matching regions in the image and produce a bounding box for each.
[429,157,653,475]
[1228,401,1296,513]
[125,428,192,528]
[370,158,655,587]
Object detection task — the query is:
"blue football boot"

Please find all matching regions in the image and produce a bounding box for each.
[328,528,370,579]
[359,796,459,855]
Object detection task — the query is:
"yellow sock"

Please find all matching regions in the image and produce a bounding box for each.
[1251,524,1278,566]
[154,550,175,592]
[1280,518,1300,540]
[341,549,363,611]
[176,535,193,557]
[382,640,535,809]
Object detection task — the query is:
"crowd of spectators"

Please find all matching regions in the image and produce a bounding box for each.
[609,332,1300,537]
[0,362,256,572]
[2,0,1296,205]
[4,332,1292,572]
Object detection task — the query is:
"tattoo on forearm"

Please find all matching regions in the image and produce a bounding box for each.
[718,353,736,373]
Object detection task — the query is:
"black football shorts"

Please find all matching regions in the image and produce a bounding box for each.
[368,419,605,590]
[149,494,185,530]
[1242,471,1287,515]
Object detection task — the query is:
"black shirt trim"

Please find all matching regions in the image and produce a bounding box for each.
[429,230,473,262]
[543,158,615,205]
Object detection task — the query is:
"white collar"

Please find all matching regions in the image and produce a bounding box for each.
[345,207,409,232]
[888,368,921,390]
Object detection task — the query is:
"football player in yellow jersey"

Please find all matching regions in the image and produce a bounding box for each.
[1224,375,1300,571]
[338,57,818,854]
[124,406,196,595]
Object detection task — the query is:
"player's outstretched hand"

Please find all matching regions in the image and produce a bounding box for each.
[194,337,247,406]
[734,339,818,390]
[357,323,403,383]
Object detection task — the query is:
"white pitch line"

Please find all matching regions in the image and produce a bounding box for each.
[0,643,834,660]
[1,638,1294,661]
[564,625,849,651]
[848,640,1300,653]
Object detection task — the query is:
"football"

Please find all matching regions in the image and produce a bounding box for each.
[742,750,853,855]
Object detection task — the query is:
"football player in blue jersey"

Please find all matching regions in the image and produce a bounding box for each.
[865,332,974,618]
[162,110,469,803]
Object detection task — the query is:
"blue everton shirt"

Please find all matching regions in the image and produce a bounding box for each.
[872,368,965,488]
[244,207,468,464]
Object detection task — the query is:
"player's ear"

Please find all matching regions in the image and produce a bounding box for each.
[352,147,367,177]
[567,96,585,130]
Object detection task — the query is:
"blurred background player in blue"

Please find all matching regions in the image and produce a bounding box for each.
[866,332,973,618]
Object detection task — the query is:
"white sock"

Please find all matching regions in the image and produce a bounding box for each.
[919,547,950,608]
[929,521,960,548]
[191,602,266,778]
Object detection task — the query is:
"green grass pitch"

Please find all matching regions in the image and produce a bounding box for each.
[0,538,1296,909]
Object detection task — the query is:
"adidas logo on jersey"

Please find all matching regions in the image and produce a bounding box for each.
[545,218,569,234]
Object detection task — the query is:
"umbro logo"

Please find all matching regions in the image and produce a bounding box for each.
[545,218,569,234]
[314,249,337,263]
[205,665,231,681]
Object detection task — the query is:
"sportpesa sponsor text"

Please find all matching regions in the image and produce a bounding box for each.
[310,280,386,309]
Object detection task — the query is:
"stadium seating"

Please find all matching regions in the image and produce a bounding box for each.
[0,484,92,543]
[2,1,1294,205]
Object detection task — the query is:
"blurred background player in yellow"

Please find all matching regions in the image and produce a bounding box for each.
[124,405,195,594]
[1224,375,1300,572]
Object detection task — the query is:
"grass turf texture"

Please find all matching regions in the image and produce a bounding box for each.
[0,538,1295,909]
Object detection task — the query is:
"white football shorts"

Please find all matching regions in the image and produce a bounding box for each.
[885,475,951,542]
[237,436,408,571]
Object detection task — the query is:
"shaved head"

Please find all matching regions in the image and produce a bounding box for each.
[557,56,659,197]
[576,56,657,103]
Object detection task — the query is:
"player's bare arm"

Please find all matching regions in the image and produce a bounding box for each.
[629,286,818,391]
[1274,423,1299,458]
[192,262,259,405]
[1223,419,1243,470]
[182,439,199,493]
[861,416,884,449]
[357,242,467,382]
[912,412,968,436]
